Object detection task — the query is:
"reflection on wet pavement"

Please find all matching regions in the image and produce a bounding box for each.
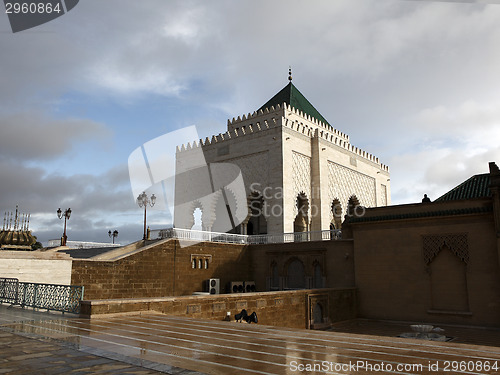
[2,304,500,374]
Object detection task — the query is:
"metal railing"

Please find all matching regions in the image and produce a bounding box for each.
[0,278,84,314]
[150,228,342,245]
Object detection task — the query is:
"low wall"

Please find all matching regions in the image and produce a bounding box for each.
[80,288,357,330]
[0,250,72,285]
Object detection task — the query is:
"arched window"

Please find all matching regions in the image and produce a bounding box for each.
[192,259,196,269]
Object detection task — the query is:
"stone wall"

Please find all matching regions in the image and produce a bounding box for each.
[71,239,251,300]
[350,199,500,327]
[80,288,357,330]
[249,239,355,291]
[0,250,72,284]
[72,237,355,301]
[72,196,500,328]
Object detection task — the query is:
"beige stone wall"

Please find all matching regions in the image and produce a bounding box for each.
[0,250,72,284]
[350,199,500,327]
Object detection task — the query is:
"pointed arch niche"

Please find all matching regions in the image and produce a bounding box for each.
[247,191,267,235]
[423,234,470,313]
[186,200,205,231]
[294,192,309,241]
[346,195,360,217]
[331,198,342,230]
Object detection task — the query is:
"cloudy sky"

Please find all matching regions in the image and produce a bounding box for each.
[1,0,500,245]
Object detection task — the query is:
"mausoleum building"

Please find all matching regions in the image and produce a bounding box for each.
[175,74,390,235]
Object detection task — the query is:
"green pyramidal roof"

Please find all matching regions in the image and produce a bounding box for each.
[258,82,331,126]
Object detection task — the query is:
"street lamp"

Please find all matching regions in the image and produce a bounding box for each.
[137,191,156,240]
[108,230,119,244]
[57,207,72,246]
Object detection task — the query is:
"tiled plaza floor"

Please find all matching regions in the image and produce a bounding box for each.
[1,304,500,374]
[0,330,165,374]
[0,305,193,374]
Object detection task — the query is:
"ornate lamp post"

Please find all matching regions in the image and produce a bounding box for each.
[57,207,72,246]
[108,230,119,244]
[137,192,156,240]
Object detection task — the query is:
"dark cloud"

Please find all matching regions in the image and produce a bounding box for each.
[0,112,110,161]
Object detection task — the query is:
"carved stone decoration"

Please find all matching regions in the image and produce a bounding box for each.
[380,184,388,206]
[292,152,312,216]
[224,151,269,193]
[328,161,376,219]
[422,233,469,265]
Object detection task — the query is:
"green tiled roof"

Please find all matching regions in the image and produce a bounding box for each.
[349,206,492,224]
[258,82,331,126]
[435,174,491,202]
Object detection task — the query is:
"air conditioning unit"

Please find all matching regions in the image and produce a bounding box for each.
[204,278,220,295]
[244,281,256,293]
[229,281,244,293]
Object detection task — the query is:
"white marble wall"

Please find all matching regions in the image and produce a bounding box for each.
[175,102,391,235]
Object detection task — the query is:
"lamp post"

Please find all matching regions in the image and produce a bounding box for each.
[57,208,72,246]
[137,192,156,240]
[108,230,119,244]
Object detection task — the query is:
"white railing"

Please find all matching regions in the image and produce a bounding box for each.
[47,240,122,249]
[150,228,342,245]
[151,228,247,244]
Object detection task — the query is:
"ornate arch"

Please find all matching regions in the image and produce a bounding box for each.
[423,234,469,265]
[331,198,342,229]
[294,192,310,233]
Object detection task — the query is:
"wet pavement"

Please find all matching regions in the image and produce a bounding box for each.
[0,305,190,374]
[1,303,500,374]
